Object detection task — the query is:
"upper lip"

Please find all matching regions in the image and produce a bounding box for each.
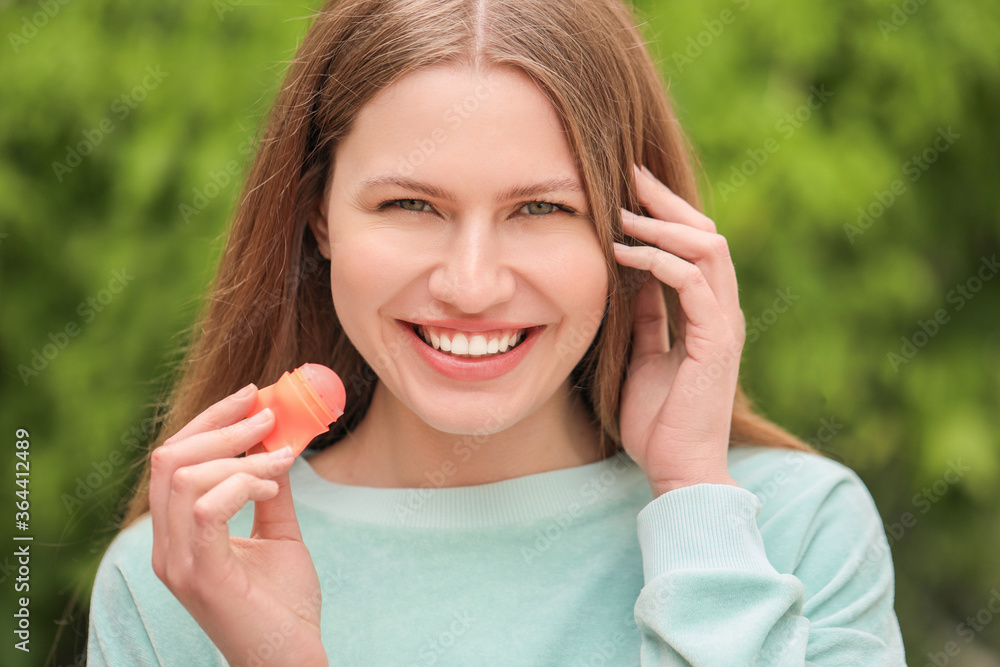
[404,319,538,332]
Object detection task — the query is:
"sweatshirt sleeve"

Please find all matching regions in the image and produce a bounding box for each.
[633,454,906,666]
[87,547,162,666]
[85,513,229,666]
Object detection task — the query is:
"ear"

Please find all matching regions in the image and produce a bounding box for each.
[306,199,332,260]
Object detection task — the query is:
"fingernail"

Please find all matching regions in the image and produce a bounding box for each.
[247,408,273,425]
[613,242,631,252]
[236,383,256,398]
[270,445,293,458]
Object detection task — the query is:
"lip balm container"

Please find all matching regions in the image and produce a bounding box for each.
[247,363,346,457]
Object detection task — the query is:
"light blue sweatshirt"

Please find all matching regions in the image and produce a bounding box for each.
[87,445,906,665]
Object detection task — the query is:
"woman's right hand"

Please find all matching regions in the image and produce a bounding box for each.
[150,383,328,666]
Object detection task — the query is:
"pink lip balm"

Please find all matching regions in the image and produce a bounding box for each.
[247,363,346,456]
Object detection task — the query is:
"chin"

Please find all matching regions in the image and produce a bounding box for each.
[405,396,517,439]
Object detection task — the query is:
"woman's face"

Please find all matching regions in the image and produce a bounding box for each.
[313,64,608,435]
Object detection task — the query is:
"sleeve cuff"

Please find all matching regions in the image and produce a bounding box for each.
[636,483,777,582]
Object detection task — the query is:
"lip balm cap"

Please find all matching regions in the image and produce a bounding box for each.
[298,363,346,418]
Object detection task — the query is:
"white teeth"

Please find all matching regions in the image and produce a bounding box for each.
[468,334,488,356]
[416,325,528,358]
[450,332,469,355]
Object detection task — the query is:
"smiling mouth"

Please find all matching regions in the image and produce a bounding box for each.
[408,323,534,359]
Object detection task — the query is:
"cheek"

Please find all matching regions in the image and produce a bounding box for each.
[329,230,416,297]
[327,232,402,343]
[526,233,609,310]
[530,235,608,358]
[331,235,379,294]
[565,272,608,375]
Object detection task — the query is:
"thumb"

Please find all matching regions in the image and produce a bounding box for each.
[247,443,304,541]
[630,275,671,364]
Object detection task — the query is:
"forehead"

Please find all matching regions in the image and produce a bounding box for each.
[332,64,581,191]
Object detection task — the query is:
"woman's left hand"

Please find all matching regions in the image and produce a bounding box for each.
[613,163,745,498]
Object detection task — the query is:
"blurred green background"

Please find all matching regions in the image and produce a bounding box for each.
[1,0,997,665]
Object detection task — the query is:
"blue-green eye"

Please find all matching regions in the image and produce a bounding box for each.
[377,199,575,216]
[521,201,557,215]
[384,199,431,212]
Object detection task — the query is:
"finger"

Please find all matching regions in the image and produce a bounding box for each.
[632,163,716,234]
[245,442,304,541]
[150,408,275,576]
[163,447,292,579]
[629,274,671,364]
[167,384,259,446]
[613,243,731,359]
[250,467,303,542]
[187,473,281,571]
[172,446,295,499]
[165,446,294,537]
[621,208,741,328]
[166,408,277,467]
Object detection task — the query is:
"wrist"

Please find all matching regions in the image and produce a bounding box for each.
[218,625,327,667]
[223,647,328,667]
[649,474,739,498]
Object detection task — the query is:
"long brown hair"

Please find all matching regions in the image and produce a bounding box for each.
[121,0,814,527]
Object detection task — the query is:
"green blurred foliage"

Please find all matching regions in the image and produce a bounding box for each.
[0,0,997,664]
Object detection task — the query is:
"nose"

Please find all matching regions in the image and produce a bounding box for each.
[427,219,516,313]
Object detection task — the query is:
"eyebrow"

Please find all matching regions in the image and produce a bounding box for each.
[356,175,584,204]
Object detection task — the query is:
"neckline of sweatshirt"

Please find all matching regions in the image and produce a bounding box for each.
[291,447,653,529]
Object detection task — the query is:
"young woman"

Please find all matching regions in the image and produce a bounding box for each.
[87,0,907,664]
